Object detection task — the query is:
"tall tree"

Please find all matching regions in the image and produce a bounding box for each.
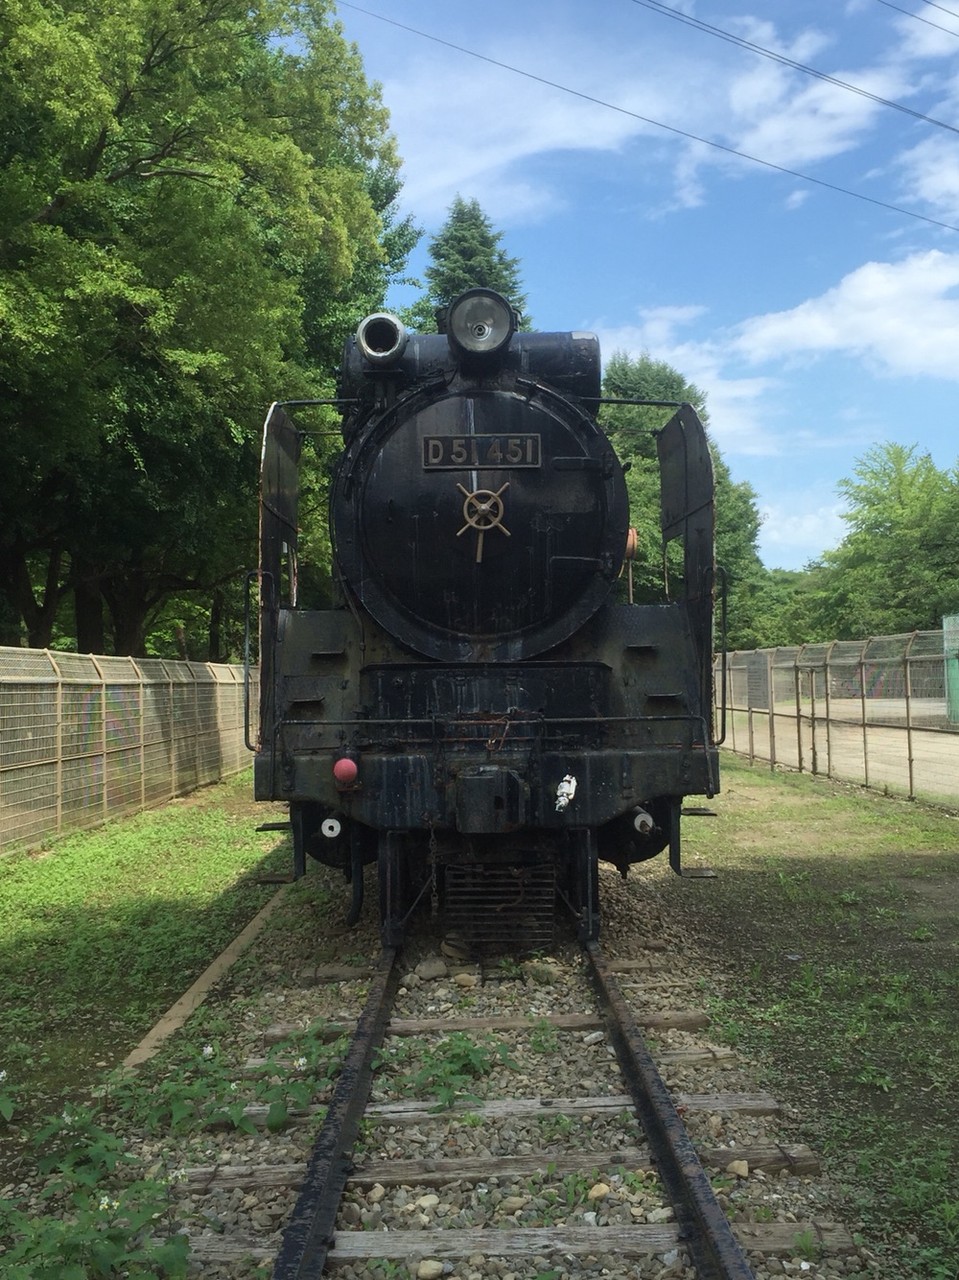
[0,0,411,653]
[802,443,959,639]
[403,196,529,331]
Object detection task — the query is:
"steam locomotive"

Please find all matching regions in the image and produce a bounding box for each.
[253,288,719,946]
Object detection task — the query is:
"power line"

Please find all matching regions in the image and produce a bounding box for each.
[873,0,959,37]
[337,2,959,235]
[911,0,959,20]
[628,0,959,136]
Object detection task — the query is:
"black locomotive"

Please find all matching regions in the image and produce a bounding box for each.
[253,288,719,946]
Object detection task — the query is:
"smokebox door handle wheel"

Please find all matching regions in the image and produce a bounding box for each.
[456,482,511,564]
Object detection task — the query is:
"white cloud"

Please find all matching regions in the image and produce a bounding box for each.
[731,250,959,378]
[730,76,885,170]
[897,134,959,223]
[379,46,682,221]
[757,495,848,569]
[886,6,959,60]
[594,309,779,457]
[352,2,959,229]
[374,14,912,223]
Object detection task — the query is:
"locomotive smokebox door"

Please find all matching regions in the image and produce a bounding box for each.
[332,296,628,664]
[453,766,527,834]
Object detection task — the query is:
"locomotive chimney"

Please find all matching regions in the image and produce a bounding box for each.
[355,312,408,366]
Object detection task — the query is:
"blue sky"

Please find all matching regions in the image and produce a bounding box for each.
[334,0,959,570]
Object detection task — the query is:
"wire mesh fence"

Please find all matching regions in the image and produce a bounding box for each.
[714,630,959,806]
[0,648,257,854]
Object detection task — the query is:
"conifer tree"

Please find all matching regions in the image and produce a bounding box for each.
[404,196,529,330]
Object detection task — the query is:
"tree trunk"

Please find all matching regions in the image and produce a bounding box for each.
[11,544,65,650]
[208,587,224,662]
[74,573,106,654]
[104,577,151,657]
[0,586,22,647]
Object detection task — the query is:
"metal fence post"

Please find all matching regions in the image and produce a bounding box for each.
[904,632,917,800]
[767,650,777,770]
[135,659,146,812]
[89,654,108,822]
[167,670,175,798]
[747,679,755,764]
[727,655,737,754]
[860,641,869,789]
[46,651,63,837]
[823,641,836,780]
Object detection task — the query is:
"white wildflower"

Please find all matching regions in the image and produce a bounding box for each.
[98,1194,119,1211]
[293,1056,308,1071]
[202,1045,214,1059]
[0,1070,7,1084]
[230,1081,239,1092]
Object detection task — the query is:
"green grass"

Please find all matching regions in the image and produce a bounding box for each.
[0,771,358,1273]
[0,772,288,1136]
[640,754,959,1280]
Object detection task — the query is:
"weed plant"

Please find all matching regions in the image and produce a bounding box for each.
[381,1031,517,1109]
[0,771,302,1269]
[0,962,348,1272]
[651,755,959,1280]
[0,773,286,1130]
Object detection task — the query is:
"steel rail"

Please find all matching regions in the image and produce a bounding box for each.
[584,940,756,1280]
[271,947,401,1280]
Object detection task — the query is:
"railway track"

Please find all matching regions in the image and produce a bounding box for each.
[152,914,859,1280]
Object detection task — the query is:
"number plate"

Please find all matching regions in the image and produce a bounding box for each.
[423,434,541,469]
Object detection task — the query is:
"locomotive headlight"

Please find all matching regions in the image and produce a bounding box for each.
[447,288,516,361]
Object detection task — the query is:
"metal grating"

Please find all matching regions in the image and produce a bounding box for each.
[0,647,257,854]
[715,629,959,805]
[444,862,556,955]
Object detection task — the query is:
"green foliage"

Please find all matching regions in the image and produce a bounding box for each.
[401,1031,516,1110]
[528,1018,560,1055]
[0,773,288,1119]
[600,350,765,646]
[0,1070,14,1124]
[694,758,959,1276]
[0,1190,190,1278]
[403,195,529,331]
[0,1103,188,1276]
[743,442,959,646]
[792,1228,823,1262]
[99,1029,343,1138]
[0,0,413,652]
[0,1023,348,1270]
[810,443,959,638]
[538,1111,575,1142]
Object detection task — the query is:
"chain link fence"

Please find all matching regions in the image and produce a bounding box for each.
[714,631,959,807]
[0,648,256,854]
